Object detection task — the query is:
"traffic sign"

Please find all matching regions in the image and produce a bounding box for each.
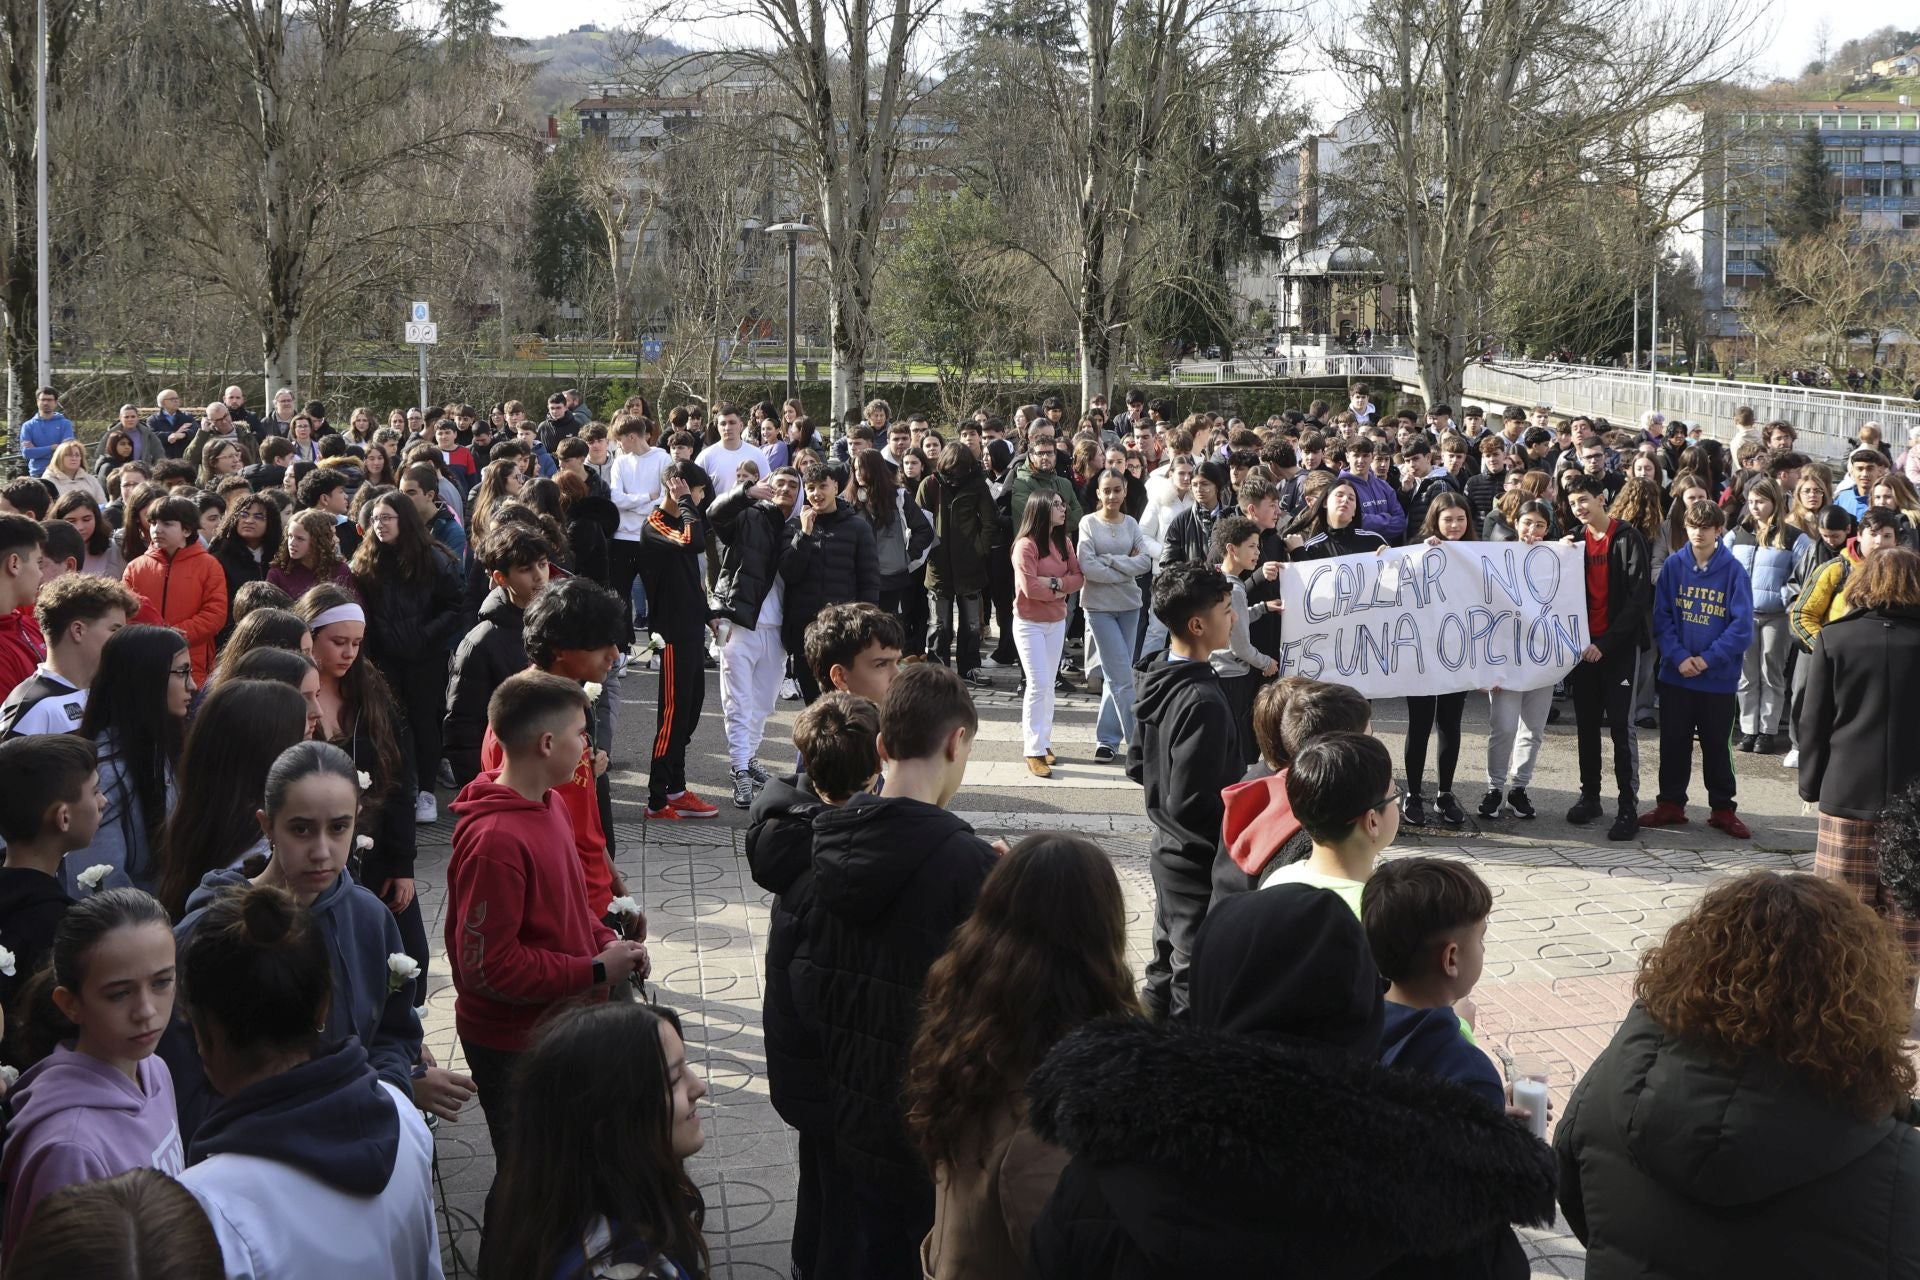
[641,338,663,362]
[405,320,438,345]
[410,300,431,323]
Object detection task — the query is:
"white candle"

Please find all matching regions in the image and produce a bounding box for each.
[1513,1077,1549,1139]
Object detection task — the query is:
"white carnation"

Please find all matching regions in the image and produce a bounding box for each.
[356,770,373,791]
[75,864,113,894]
[582,681,603,702]
[0,946,14,978]
[606,896,642,918]
[387,953,420,984]
[0,1065,18,1089]
[355,834,374,851]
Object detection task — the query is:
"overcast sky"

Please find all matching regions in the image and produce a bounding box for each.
[489,0,1843,95]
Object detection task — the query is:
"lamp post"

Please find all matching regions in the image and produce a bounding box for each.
[34,0,49,392]
[764,221,818,405]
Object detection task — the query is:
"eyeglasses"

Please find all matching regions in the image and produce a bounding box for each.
[168,663,194,680]
[1353,787,1401,822]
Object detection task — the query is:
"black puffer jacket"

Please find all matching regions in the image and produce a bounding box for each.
[442,587,527,788]
[919,453,996,596]
[779,500,879,651]
[745,773,830,1134]
[1556,1004,1920,1279]
[356,547,463,671]
[565,493,618,587]
[804,792,997,1182]
[709,481,790,627]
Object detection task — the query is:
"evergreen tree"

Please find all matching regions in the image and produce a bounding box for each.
[1776,127,1836,242]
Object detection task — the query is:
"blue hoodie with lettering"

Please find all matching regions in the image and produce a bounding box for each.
[1652,542,1753,694]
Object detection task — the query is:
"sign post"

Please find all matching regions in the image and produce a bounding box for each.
[405,301,436,411]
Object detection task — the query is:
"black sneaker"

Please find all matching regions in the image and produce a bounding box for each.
[1402,793,1427,826]
[1054,676,1076,695]
[1736,734,1758,753]
[1093,745,1116,763]
[1607,801,1639,842]
[1635,715,1659,729]
[962,669,994,688]
[1506,787,1537,819]
[1754,733,1779,754]
[1478,788,1504,819]
[1547,706,1563,724]
[1566,793,1603,825]
[1435,792,1467,827]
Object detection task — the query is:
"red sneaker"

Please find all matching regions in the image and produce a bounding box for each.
[643,803,682,820]
[666,791,720,819]
[1637,802,1689,828]
[1707,808,1751,839]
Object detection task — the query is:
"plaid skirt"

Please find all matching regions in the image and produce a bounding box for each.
[1815,813,1920,962]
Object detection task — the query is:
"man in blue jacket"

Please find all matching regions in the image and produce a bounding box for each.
[17,387,73,476]
[1641,499,1754,838]
[1343,438,1406,544]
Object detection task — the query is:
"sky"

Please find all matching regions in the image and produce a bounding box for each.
[489,0,1848,85]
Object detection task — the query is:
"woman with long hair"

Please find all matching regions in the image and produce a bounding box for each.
[268,507,355,600]
[92,429,134,480]
[1786,467,1834,539]
[905,835,1139,1278]
[1725,476,1808,755]
[207,494,282,632]
[468,457,523,545]
[44,439,105,503]
[69,626,190,895]
[1076,470,1152,764]
[1484,470,1553,541]
[1557,872,1920,1275]
[1287,474,1387,558]
[1402,492,1475,827]
[1663,471,1713,559]
[342,406,377,451]
[297,584,428,997]
[851,448,934,626]
[1610,476,1670,729]
[52,490,123,580]
[359,441,394,491]
[153,680,308,918]
[1012,491,1084,777]
[487,1003,709,1279]
[175,884,440,1275]
[557,468,616,587]
[6,1169,223,1280]
[195,439,243,491]
[116,482,166,565]
[353,490,461,824]
[286,412,320,463]
[522,476,574,571]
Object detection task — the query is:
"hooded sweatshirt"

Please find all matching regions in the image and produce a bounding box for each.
[180,1040,442,1280]
[1342,467,1407,543]
[807,792,997,1181]
[445,778,615,1052]
[0,865,72,1013]
[479,725,613,924]
[164,867,423,1147]
[443,586,528,787]
[1211,769,1311,901]
[1128,655,1240,868]
[1026,886,1555,1280]
[0,1046,184,1256]
[1651,542,1754,694]
[1556,1004,1920,1279]
[0,606,45,696]
[745,773,831,1135]
[1380,1002,1506,1112]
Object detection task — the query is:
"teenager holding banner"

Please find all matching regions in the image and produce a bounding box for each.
[1402,493,1474,827]
[1561,474,1653,843]
[1288,475,1388,561]
[1480,500,1561,820]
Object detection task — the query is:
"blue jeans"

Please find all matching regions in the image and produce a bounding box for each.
[1086,608,1140,749]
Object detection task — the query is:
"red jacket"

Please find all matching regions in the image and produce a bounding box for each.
[480,725,613,916]
[445,777,615,1052]
[121,540,227,683]
[1220,768,1300,878]
[0,607,44,696]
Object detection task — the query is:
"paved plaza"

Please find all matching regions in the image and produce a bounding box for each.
[416,657,1819,1278]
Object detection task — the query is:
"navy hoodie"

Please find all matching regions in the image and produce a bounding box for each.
[189,1040,399,1192]
[163,867,421,1146]
[1129,654,1241,867]
[1379,1002,1506,1112]
[1652,543,1754,695]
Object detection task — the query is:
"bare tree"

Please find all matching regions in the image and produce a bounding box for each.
[1326,0,1754,406]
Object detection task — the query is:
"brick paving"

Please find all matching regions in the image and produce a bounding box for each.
[412,667,1817,1278]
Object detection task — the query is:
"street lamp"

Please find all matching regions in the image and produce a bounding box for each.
[765,221,818,406]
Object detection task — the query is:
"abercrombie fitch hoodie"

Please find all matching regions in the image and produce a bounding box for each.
[1652,542,1755,695]
[0,1045,184,1257]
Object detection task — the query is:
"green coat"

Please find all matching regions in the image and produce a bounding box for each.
[1008,463,1083,537]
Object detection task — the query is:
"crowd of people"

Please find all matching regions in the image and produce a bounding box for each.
[0,377,1917,1276]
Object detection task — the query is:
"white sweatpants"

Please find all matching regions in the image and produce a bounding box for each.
[719,620,785,772]
[1014,615,1066,757]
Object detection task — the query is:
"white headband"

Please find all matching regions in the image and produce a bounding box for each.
[308,603,366,631]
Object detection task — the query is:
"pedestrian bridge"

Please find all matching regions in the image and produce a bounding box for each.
[1179,353,1919,462]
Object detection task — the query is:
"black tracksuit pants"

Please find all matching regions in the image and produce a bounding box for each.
[648,636,705,809]
[1566,645,1639,802]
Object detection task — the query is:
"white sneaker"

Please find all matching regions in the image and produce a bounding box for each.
[978,656,1003,668]
[414,791,438,824]
[779,677,801,701]
[1781,748,1799,768]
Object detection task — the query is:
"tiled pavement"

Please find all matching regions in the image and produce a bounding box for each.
[411,774,1814,1278]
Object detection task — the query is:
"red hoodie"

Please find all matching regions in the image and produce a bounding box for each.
[0,607,44,696]
[479,725,613,915]
[1220,768,1301,878]
[445,777,615,1052]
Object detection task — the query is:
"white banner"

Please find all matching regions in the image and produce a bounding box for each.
[1274,541,1590,699]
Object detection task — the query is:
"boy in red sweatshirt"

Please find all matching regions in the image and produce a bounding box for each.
[445,669,649,1249]
[0,514,47,694]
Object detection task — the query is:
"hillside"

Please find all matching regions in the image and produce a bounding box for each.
[508,27,687,120]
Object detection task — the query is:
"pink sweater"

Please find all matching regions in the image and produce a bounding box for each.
[1014,538,1084,623]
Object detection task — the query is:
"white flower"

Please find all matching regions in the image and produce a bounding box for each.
[0,946,14,978]
[75,864,113,894]
[606,896,642,918]
[582,681,604,702]
[646,632,666,652]
[386,952,420,993]
[0,1065,18,1090]
[355,834,374,851]
[356,770,373,791]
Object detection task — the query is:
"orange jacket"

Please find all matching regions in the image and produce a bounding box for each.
[122,540,227,682]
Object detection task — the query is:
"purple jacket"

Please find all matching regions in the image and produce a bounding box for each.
[1342,470,1407,544]
[0,1045,184,1257]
